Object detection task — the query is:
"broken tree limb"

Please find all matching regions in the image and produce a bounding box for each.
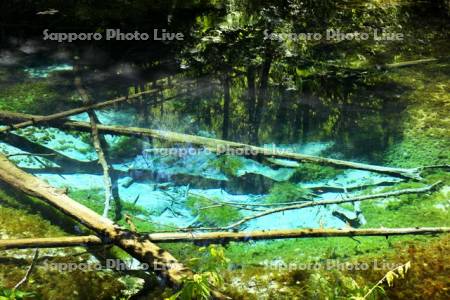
[145,227,450,244]
[203,182,441,230]
[0,153,191,288]
[74,72,114,218]
[0,110,425,180]
[0,236,104,250]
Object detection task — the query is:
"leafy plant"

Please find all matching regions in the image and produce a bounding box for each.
[0,286,35,300]
[167,246,229,300]
[351,261,411,300]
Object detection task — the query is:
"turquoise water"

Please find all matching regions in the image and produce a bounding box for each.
[0,1,449,299]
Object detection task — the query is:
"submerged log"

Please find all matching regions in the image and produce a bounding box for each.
[0,153,191,288]
[2,226,449,250]
[146,227,450,244]
[2,226,449,249]
[0,236,104,250]
[0,110,424,180]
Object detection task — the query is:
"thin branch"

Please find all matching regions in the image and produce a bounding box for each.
[200,182,442,230]
[74,68,115,218]
[13,249,39,290]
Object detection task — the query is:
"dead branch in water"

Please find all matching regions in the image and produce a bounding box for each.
[0,236,103,250]
[0,89,158,134]
[144,227,450,244]
[74,69,115,218]
[1,227,449,250]
[0,153,191,288]
[189,182,441,231]
[0,110,427,180]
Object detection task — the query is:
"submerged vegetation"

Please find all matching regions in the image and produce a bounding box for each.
[186,195,242,227]
[265,182,312,204]
[0,0,449,299]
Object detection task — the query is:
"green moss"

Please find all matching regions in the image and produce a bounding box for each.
[109,136,143,160]
[0,81,62,114]
[186,195,242,227]
[291,163,344,182]
[265,182,312,204]
[209,155,244,177]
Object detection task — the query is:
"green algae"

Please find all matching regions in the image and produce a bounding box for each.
[109,137,143,161]
[265,182,312,204]
[0,77,77,115]
[290,163,344,182]
[0,185,143,300]
[209,155,245,177]
[186,195,242,227]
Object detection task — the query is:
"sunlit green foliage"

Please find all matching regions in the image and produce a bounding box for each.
[0,287,34,300]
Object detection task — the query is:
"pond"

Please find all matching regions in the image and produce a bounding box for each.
[0,1,449,299]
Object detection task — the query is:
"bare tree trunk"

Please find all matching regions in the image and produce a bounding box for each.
[252,50,273,143]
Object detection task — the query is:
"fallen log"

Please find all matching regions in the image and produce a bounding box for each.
[2,226,449,249]
[0,110,424,180]
[204,182,441,230]
[0,153,191,288]
[145,227,450,244]
[0,235,104,250]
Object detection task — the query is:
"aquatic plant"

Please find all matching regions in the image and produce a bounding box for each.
[0,80,72,114]
[0,286,35,300]
[265,182,312,204]
[109,136,143,160]
[209,155,244,177]
[290,163,343,182]
[352,261,411,300]
[186,195,242,227]
[168,245,229,300]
